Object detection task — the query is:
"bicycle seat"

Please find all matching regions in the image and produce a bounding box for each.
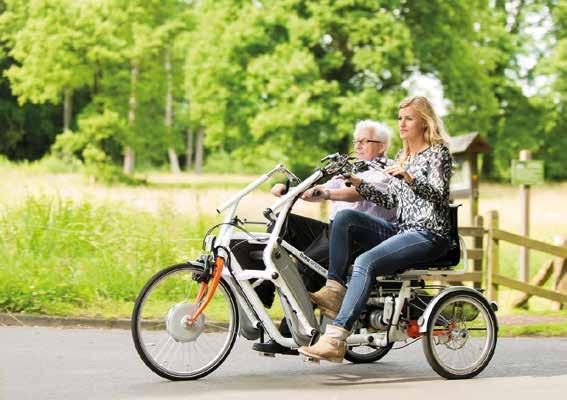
[399,204,461,271]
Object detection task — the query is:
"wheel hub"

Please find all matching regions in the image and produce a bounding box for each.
[447,327,468,350]
[165,302,205,342]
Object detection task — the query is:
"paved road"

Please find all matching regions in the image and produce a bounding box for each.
[0,326,566,400]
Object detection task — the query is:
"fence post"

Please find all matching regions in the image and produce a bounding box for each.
[473,215,484,289]
[551,236,567,311]
[486,210,500,302]
[519,149,532,282]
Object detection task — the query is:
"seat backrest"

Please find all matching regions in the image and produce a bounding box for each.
[445,204,461,266]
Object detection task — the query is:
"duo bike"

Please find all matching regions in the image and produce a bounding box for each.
[131,154,498,381]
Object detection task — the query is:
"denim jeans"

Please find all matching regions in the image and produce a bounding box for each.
[328,209,449,330]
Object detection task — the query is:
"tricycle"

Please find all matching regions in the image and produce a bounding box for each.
[131,153,498,380]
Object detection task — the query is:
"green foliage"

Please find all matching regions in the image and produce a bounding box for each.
[0,0,566,179]
[51,109,146,184]
[186,0,414,169]
[0,195,213,314]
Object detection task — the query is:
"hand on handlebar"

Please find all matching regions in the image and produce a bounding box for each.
[271,183,288,197]
[384,165,413,184]
[340,173,363,188]
[301,186,326,202]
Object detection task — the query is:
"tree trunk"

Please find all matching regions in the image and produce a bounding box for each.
[186,128,194,170]
[63,88,73,131]
[124,59,138,175]
[164,49,180,173]
[195,127,205,174]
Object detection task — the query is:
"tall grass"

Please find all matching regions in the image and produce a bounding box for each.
[0,195,214,315]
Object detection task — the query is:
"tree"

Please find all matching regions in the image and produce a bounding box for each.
[0,0,95,131]
[186,0,415,174]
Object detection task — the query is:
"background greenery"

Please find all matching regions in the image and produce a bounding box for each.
[0,0,565,180]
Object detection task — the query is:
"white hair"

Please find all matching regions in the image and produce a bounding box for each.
[354,119,392,154]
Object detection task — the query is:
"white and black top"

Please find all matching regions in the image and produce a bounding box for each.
[356,144,452,241]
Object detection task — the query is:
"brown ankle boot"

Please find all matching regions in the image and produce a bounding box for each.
[309,280,346,319]
[298,325,350,363]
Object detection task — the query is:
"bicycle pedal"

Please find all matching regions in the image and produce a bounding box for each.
[302,355,320,364]
[259,352,276,358]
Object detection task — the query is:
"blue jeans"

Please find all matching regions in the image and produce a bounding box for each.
[328,209,449,330]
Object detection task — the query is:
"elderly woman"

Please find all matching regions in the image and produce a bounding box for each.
[299,96,453,362]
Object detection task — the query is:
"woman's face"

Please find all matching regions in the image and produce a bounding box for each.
[398,105,425,142]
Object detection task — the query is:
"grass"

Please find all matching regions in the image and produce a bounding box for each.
[499,321,567,337]
[0,195,213,316]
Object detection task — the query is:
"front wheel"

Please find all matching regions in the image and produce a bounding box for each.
[422,290,497,379]
[132,263,239,380]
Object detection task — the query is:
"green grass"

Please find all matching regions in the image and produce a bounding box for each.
[0,195,214,315]
[499,322,567,337]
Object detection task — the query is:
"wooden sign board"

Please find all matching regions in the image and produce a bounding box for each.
[511,160,544,186]
[450,156,471,198]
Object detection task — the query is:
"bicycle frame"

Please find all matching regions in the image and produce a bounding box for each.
[211,163,328,348]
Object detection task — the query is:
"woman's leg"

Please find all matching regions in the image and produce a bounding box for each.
[333,230,448,330]
[326,209,398,285]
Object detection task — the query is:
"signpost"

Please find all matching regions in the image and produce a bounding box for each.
[512,150,544,284]
[511,159,544,186]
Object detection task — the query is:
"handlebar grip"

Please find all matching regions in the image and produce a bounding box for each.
[283,180,290,195]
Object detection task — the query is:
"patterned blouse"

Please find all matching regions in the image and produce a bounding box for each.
[356,143,452,241]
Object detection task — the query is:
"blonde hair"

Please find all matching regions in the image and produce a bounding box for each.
[398,96,450,164]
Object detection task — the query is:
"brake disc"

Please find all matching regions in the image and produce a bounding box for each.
[165,302,205,343]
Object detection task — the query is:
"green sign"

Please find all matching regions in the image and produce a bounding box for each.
[511,160,544,186]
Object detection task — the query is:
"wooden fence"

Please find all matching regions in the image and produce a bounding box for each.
[430,210,567,308]
[485,210,567,306]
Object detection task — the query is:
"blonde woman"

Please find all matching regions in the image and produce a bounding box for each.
[299,96,453,363]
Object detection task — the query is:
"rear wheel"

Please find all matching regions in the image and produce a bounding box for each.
[132,263,239,380]
[422,290,497,379]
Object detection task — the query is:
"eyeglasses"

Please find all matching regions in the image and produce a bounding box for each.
[352,139,382,146]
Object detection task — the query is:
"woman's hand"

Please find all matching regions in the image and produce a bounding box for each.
[385,165,414,184]
[341,174,363,188]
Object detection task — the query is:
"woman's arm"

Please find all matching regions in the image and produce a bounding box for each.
[355,180,398,209]
[409,145,452,205]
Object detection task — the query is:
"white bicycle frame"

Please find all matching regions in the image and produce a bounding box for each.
[210,163,470,349]
[212,164,327,348]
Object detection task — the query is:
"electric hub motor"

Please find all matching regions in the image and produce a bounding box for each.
[165,302,205,343]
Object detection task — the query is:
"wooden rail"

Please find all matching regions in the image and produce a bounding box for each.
[486,210,567,305]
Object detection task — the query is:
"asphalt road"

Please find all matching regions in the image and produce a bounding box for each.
[0,326,566,400]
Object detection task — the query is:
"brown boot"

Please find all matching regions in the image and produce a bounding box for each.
[298,325,350,363]
[308,279,346,319]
